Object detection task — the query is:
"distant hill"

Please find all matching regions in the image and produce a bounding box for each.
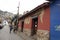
[0,10,15,21]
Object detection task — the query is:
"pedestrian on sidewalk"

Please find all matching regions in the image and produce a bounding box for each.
[9,22,13,33]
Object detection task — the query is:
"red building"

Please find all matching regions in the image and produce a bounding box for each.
[18,2,50,40]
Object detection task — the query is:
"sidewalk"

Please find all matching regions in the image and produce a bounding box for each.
[17,31,36,40]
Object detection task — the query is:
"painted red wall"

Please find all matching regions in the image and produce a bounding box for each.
[24,17,32,29]
[38,7,50,31]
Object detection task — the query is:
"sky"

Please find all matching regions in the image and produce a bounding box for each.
[0,0,47,14]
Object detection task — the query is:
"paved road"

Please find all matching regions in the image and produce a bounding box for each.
[0,25,22,40]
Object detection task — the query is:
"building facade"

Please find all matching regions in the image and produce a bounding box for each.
[18,2,50,40]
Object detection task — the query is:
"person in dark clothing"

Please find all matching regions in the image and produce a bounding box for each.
[13,20,18,33]
[13,26,16,33]
[9,23,13,33]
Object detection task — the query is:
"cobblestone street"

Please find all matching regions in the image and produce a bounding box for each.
[0,25,22,40]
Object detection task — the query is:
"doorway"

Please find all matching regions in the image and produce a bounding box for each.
[21,21,24,32]
[31,17,38,36]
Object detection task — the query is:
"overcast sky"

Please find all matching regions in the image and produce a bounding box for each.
[0,0,47,14]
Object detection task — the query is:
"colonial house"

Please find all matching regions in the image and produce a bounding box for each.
[18,2,50,40]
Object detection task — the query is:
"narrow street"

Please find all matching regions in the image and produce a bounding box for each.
[0,25,22,40]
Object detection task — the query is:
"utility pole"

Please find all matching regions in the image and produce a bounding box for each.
[16,2,20,30]
[17,2,20,16]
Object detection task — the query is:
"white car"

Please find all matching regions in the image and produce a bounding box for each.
[2,20,8,26]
